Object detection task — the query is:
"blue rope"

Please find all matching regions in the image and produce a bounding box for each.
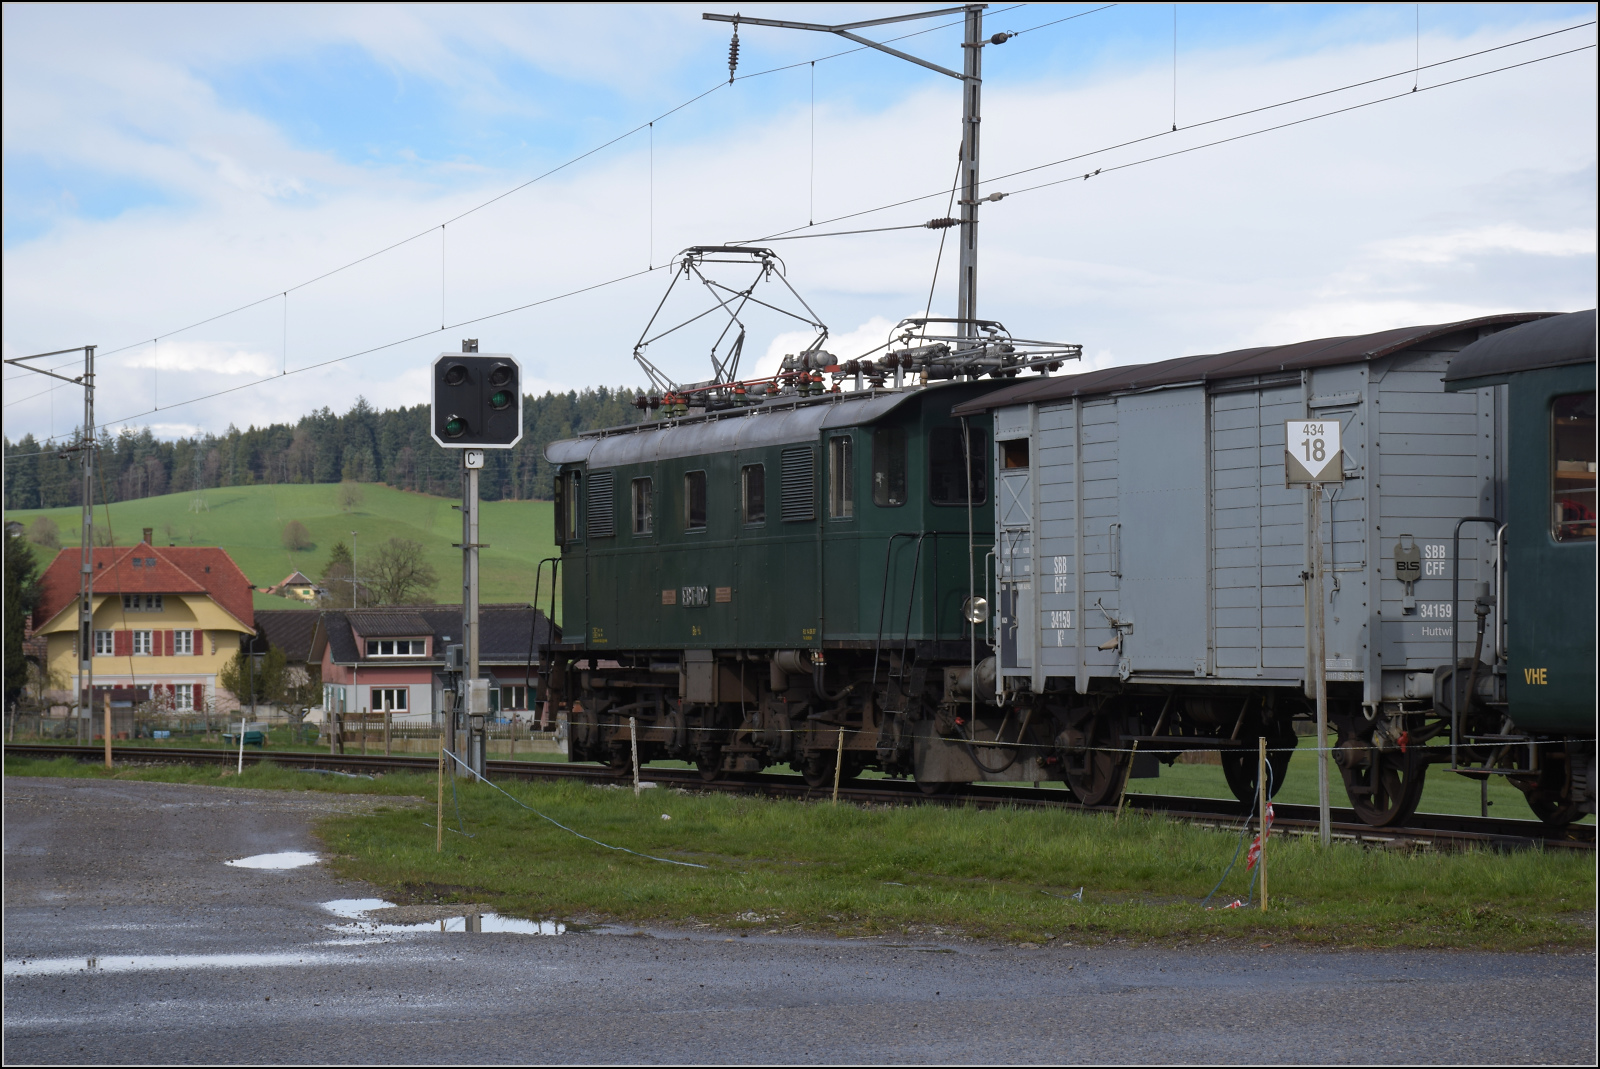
[1200,758,1275,910]
[443,749,706,869]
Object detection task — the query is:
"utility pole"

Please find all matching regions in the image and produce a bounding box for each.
[4,345,95,742]
[462,445,485,778]
[704,4,994,334]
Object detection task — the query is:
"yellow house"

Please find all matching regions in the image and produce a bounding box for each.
[32,533,256,714]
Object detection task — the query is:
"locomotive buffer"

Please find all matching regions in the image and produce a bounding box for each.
[432,341,524,778]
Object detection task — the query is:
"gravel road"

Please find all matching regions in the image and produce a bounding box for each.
[4,776,1593,1065]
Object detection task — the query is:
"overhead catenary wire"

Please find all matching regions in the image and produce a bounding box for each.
[62,3,1048,372]
[742,20,1597,244]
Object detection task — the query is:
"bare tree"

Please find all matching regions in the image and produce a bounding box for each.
[281,520,313,552]
[368,537,438,605]
[26,517,60,549]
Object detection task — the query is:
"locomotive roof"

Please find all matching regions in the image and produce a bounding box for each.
[950,312,1555,416]
[1443,309,1597,388]
[544,384,947,467]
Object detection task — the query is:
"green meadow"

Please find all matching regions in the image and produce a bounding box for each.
[6,482,558,615]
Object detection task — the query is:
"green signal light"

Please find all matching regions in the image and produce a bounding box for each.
[444,415,467,438]
[489,389,513,410]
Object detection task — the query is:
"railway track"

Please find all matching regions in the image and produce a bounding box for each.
[7,742,1591,851]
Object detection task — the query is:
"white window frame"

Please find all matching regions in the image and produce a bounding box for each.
[372,687,408,712]
[132,631,153,656]
[94,630,114,656]
[174,686,194,711]
[366,639,424,657]
[173,630,194,656]
[122,594,163,612]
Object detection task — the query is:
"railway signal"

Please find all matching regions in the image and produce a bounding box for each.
[432,341,522,779]
[431,346,524,449]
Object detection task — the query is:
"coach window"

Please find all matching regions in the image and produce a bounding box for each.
[828,437,854,519]
[741,464,766,525]
[930,427,988,506]
[684,470,708,531]
[1552,391,1596,542]
[632,478,654,535]
[872,427,906,507]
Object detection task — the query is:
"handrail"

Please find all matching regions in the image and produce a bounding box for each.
[1451,516,1498,770]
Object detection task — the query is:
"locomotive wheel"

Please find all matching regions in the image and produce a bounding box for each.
[570,706,599,761]
[799,751,832,789]
[1514,747,1580,827]
[1221,730,1299,804]
[694,747,724,782]
[1335,733,1427,827]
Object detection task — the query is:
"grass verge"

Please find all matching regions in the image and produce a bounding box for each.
[7,754,1592,951]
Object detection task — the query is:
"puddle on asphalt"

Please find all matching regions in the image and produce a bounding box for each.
[226,851,320,870]
[4,952,333,977]
[321,899,564,936]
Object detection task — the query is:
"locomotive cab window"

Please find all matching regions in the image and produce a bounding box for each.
[829,436,854,519]
[930,427,988,506]
[631,478,653,535]
[684,470,708,531]
[741,464,765,525]
[872,427,906,507]
[1000,438,1029,469]
[1552,391,1596,542]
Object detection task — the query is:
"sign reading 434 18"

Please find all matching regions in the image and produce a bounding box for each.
[1285,419,1344,486]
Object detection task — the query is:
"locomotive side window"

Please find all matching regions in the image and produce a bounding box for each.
[1551,391,1596,542]
[742,464,766,525]
[555,471,580,542]
[872,427,906,507]
[929,427,988,506]
[684,470,708,531]
[631,478,653,535]
[828,436,854,519]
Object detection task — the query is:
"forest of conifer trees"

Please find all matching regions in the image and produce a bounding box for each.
[3,387,645,510]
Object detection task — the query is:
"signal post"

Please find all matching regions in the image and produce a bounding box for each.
[432,340,523,778]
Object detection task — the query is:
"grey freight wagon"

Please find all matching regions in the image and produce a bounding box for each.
[952,312,1551,823]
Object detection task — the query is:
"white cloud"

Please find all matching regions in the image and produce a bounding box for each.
[2,8,1594,442]
[1370,224,1596,264]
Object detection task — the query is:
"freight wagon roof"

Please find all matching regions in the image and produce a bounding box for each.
[1443,309,1596,387]
[544,386,936,467]
[950,312,1555,417]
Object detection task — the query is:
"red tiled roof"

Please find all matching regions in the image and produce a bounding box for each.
[33,542,255,632]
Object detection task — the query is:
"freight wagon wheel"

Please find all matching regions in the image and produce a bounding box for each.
[1221,730,1298,805]
[1061,715,1124,807]
[1335,734,1426,827]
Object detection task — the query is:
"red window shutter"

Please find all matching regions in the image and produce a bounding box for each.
[152,631,164,657]
[167,630,176,656]
[193,684,204,709]
[193,629,202,655]
[114,630,131,657]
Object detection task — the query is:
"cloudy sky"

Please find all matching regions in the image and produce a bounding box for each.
[3,2,1595,445]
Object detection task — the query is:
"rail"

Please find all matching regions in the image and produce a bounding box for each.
[5,742,1589,852]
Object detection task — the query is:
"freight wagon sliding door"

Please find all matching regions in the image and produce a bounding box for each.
[1117,389,1208,673]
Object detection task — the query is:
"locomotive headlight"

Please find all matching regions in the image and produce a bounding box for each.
[963,596,990,624]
